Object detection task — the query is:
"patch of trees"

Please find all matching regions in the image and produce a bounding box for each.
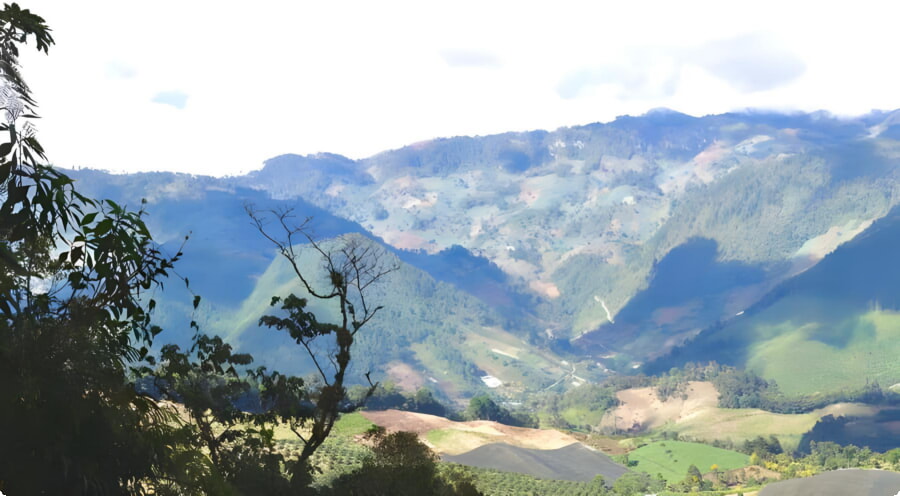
[465,394,537,428]
[348,382,448,417]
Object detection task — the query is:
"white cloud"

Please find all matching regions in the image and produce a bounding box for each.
[15,0,900,176]
[151,90,188,109]
[688,32,806,93]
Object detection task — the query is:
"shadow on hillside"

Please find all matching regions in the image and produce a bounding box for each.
[577,238,766,358]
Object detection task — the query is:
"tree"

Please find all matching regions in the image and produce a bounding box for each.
[612,472,661,495]
[248,206,397,486]
[0,4,204,493]
[410,387,446,416]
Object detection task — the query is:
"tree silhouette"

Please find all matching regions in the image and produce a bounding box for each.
[248,206,397,487]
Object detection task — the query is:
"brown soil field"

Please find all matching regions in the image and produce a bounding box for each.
[360,409,579,455]
[385,361,425,392]
[600,381,719,432]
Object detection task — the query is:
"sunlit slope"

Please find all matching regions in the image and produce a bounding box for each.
[654,208,900,396]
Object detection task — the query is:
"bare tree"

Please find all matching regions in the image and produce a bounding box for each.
[246,204,397,483]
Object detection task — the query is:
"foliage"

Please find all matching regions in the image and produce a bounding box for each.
[466,394,512,423]
[464,393,536,427]
[150,334,299,494]
[324,431,483,496]
[0,5,210,493]
[612,471,666,495]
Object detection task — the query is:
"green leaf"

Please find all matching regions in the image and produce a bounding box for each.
[80,211,97,225]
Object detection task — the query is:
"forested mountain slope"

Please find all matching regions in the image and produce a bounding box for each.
[67,109,900,396]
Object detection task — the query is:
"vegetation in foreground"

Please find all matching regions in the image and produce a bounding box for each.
[4,3,900,495]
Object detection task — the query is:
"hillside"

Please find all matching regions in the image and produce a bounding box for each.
[237,111,900,355]
[653,207,900,396]
[65,170,571,399]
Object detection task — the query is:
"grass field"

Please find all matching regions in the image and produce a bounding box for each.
[628,440,750,482]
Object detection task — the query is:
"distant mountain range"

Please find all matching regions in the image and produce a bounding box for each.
[66,108,900,400]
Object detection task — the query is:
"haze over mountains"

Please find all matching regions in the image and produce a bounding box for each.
[68,108,900,401]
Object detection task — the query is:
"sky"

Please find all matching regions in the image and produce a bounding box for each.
[17,0,900,176]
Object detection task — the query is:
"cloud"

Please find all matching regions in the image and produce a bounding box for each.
[557,55,681,100]
[105,61,136,79]
[688,32,806,92]
[151,90,189,109]
[439,49,501,68]
[557,32,805,101]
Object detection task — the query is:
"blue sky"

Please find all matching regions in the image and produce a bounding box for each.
[20,0,900,176]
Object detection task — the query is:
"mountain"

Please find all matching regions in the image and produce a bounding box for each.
[66,169,570,402]
[65,108,900,399]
